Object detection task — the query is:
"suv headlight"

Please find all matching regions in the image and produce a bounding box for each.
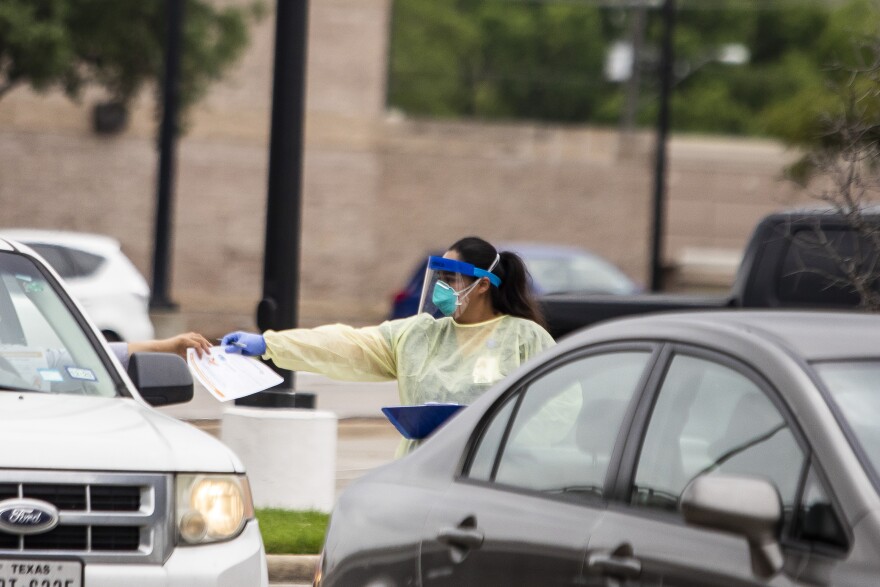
[176,474,255,544]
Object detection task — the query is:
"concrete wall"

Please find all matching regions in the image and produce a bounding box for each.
[0,0,807,337]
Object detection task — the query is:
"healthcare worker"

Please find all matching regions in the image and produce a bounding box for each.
[221,236,555,453]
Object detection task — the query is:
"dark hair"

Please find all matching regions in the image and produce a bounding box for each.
[448,236,546,327]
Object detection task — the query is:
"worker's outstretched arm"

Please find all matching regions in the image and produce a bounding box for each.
[223,324,396,382]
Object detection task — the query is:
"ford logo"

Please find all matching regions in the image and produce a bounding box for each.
[0,499,59,535]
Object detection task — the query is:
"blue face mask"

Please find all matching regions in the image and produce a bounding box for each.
[432,279,480,317]
[431,281,459,316]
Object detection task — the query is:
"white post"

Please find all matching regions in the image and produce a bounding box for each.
[221,406,337,512]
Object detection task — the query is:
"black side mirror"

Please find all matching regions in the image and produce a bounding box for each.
[680,474,783,578]
[127,352,193,407]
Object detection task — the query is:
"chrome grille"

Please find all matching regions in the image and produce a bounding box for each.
[0,471,172,564]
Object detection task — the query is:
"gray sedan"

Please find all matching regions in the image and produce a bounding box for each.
[316,311,880,586]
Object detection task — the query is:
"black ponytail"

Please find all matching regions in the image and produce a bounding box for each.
[448,236,546,328]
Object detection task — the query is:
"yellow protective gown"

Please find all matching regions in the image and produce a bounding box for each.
[263,313,555,452]
[263,313,555,405]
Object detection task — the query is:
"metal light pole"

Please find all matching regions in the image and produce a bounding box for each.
[649,0,676,292]
[150,0,184,310]
[235,0,314,408]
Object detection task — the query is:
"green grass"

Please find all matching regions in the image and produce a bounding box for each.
[256,509,329,555]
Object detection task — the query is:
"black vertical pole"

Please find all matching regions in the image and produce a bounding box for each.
[150,0,184,310]
[649,0,675,292]
[236,0,314,408]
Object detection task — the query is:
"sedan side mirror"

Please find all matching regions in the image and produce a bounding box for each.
[127,352,194,407]
[680,474,783,578]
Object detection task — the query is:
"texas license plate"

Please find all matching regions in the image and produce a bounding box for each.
[0,559,82,587]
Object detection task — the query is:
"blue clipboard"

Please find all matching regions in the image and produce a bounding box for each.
[381,403,465,440]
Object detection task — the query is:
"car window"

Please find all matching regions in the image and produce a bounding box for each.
[778,228,874,306]
[67,248,105,277]
[29,244,76,278]
[468,395,519,480]
[467,351,651,498]
[526,256,635,295]
[632,354,806,516]
[813,361,880,485]
[0,251,119,397]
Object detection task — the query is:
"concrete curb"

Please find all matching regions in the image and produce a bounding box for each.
[268,554,319,583]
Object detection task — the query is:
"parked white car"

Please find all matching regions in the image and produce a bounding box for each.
[0,229,154,342]
[0,236,268,586]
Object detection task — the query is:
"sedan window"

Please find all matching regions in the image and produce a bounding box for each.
[814,361,880,486]
[632,355,806,515]
[467,351,651,497]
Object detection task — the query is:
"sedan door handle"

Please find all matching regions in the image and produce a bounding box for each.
[587,543,641,579]
[437,526,484,549]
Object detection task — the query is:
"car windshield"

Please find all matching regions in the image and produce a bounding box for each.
[814,361,880,480]
[525,254,636,295]
[0,250,119,397]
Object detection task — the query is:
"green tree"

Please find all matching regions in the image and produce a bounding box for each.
[388,0,480,117]
[0,0,263,116]
[470,2,607,121]
[388,0,608,124]
[659,1,830,136]
[764,0,880,170]
[386,0,852,138]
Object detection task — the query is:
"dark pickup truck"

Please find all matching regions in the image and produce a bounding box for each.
[540,210,879,339]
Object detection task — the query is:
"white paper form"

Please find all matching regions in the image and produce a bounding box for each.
[186,347,283,402]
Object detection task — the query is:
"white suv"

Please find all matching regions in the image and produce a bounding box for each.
[0,238,268,586]
[0,229,155,342]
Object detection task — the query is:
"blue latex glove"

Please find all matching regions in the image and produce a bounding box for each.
[221,331,266,356]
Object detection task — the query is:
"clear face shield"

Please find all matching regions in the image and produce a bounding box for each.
[417,255,502,319]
